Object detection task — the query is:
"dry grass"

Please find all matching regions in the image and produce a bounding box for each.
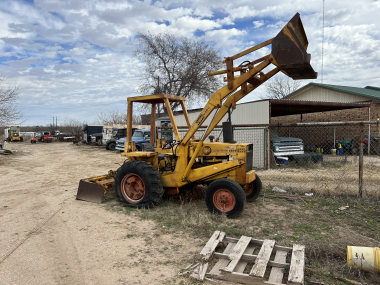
[103,188,380,285]
[258,155,380,198]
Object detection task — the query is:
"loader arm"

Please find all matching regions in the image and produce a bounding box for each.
[181,12,317,146]
[181,58,272,145]
[202,67,280,141]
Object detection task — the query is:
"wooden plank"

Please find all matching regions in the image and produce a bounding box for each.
[268,250,287,285]
[287,244,305,285]
[200,231,226,261]
[190,264,200,280]
[221,236,251,273]
[199,263,208,281]
[250,239,275,278]
[224,236,292,252]
[213,252,289,268]
[216,271,264,284]
[234,245,256,273]
[207,242,236,277]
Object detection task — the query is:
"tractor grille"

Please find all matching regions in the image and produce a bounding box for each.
[278,145,302,152]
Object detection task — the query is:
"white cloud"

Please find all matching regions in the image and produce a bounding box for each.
[86,58,98,63]
[69,47,87,56]
[171,16,221,32]
[253,20,264,28]
[0,0,379,125]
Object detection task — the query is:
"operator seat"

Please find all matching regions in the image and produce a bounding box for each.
[141,143,165,160]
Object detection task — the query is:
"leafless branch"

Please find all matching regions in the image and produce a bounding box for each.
[134,33,223,113]
[262,74,301,99]
[0,76,23,125]
[96,110,142,125]
[61,118,85,135]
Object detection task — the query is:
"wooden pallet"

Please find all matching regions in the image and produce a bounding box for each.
[192,231,305,285]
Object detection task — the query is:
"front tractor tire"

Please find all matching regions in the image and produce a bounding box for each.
[205,178,246,218]
[244,175,262,202]
[113,160,164,208]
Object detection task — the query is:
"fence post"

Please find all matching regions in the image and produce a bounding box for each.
[359,123,364,198]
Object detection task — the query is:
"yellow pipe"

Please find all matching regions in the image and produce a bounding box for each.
[182,141,203,181]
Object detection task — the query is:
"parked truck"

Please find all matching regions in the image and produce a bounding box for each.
[270,129,304,164]
[105,128,137,151]
[115,129,151,151]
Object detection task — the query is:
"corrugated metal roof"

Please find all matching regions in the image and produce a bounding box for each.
[285,83,380,100]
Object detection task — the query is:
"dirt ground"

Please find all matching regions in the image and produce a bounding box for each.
[0,142,200,285]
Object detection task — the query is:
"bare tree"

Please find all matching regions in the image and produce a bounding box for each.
[62,118,84,135]
[0,76,22,125]
[262,74,301,99]
[97,110,127,124]
[97,110,142,125]
[134,33,223,113]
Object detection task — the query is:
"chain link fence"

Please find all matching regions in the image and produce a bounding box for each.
[157,122,380,198]
[260,122,380,198]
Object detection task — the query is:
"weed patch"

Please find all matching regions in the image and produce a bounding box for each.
[103,189,380,284]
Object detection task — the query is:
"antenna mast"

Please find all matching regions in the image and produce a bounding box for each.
[322,0,325,83]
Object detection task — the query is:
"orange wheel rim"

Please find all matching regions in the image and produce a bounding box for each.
[244,183,253,196]
[213,189,236,212]
[121,174,145,203]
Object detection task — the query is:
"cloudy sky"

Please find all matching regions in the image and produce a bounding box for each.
[1,0,380,126]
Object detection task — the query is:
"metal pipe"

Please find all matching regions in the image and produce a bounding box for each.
[359,124,364,198]
[368,107,371,155]
[334,126,336,149]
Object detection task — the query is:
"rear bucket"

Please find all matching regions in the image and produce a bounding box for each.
[271,13,318,80]
[76,179,106,203]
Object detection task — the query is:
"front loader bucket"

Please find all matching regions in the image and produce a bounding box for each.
[271,13,318,80]
[76,170,116,203]
[77,180,106,203]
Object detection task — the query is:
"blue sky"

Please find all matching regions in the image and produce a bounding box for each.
[1,0,380,126]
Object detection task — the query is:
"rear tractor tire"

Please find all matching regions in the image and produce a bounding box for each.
[113,160,164,208]
[205,178,246,218]
[243,175,262,202]
[20,137,23,142]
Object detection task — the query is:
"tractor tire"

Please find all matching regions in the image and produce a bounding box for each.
[20,137,23,142]
[205,178,246,218]
[107,142,116,151]
[244,175,262,202]
[7,137,11,142]
[113,160,164,208]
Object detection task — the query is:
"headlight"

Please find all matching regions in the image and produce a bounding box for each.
[274,146,280,151]
[300,145,304,151]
